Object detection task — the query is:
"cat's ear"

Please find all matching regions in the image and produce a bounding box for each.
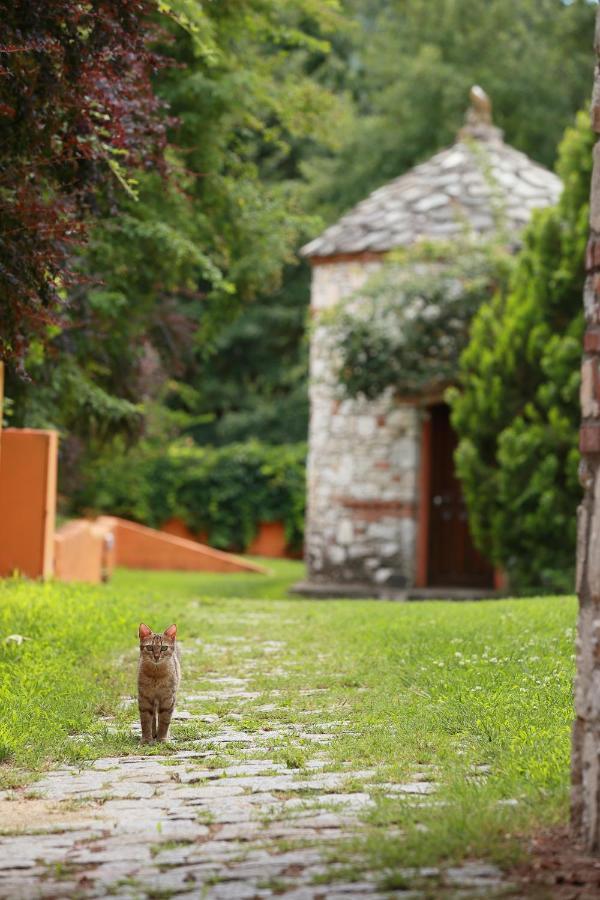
[139,623,152,640]
[164,624,177,640]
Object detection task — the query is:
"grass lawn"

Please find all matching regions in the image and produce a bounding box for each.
[0,561,577,876]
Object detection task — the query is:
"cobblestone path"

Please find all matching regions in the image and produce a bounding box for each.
[0,633,512,899]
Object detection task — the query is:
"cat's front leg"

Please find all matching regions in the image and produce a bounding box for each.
[139,700,155,744]
[156,698,175,741]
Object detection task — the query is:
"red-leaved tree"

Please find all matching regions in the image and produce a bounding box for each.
[0,1,166,370]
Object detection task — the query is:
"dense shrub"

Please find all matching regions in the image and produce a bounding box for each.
[448,111,593,591]
[75,441,306,552]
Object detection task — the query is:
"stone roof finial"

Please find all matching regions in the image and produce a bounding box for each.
[459,85,502,142]
[468,85,492,124]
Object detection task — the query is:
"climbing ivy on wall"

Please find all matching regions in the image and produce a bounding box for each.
[328,239,513,399]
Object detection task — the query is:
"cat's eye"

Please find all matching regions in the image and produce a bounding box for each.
[161,646,169,652]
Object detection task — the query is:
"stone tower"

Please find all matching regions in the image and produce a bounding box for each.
[298,88,562,598]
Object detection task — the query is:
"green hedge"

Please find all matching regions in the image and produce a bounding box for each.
[75,440,306,552]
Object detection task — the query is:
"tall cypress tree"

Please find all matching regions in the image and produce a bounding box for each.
[450,111,594,591]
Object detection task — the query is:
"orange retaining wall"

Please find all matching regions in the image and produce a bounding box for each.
[0,422,267,582]
[161,516,298,559]
[161,517,199,542]
[0,363,3,462]
[54,519,115,584]
[0,428,58,578]
[53,514,266,583]
[247,521,288,557]
[98,517,267,574]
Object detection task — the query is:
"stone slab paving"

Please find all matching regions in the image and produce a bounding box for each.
[0,638,513,899]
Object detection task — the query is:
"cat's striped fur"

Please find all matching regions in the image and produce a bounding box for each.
[137,623,181,743]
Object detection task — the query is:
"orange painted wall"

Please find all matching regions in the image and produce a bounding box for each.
[161,517,197,542]
[161,516,299,559]
[54,519,115,584]
[0,429,58,578]
[98,517,267,574]
[160,517,210,546]
[247,521,288,558]
[0,363,4,453]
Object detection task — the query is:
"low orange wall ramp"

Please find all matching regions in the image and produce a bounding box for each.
[54,519,115,583]
[97,517,268,575]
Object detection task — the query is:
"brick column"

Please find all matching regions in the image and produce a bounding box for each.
[572,7,600,851]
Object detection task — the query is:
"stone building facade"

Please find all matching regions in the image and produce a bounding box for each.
[298,88,562,597]
[306,259,420,591]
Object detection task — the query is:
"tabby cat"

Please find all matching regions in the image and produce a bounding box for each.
[137,623,181,743]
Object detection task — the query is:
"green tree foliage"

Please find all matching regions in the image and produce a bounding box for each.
[7,0,346,445]
[6,0,596,530]
[449,111,593,592]
[177,265,309,446]
[183,0,596,447]
[306,0,596,219]
[0,0,166,368]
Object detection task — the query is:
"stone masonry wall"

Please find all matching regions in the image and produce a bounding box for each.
[572,7,600,852]
[306,259,421,588]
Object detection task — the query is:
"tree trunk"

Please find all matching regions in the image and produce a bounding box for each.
[572,7,600,852]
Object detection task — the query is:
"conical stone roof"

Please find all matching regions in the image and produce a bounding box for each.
[301,87,562,259]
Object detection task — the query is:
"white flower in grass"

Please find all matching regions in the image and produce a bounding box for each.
[3,634,31,645]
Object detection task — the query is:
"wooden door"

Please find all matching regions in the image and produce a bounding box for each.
[427,404,493,588]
